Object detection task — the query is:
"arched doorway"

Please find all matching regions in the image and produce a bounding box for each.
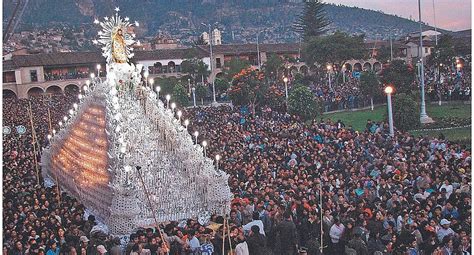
[65,84,80,95]
[299,65,309,75]
[167,61,176,73]
[215,72,225,79]
[363,62,372,71]
[150,62,163,74]
[46,85,63,95]
[373,62,382,72]
[354,63,362,72]
[344,63,352,72]
[3,89,17,99]
[27,87,44,97]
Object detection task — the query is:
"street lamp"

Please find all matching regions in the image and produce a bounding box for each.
[201,22,217,103]
[177,110,182,122]
[215,154,221,170]
[90,73,95,80]
[96,64,101,77]
[283,76,289,102]
[155,86,161,98]
[194,131,199,144]
[188,78,191,96]
[326,64,333,91]
[149,78,154,88]
[418,0,432,123]
[192,87,196,107]
[385,85,394,137]
[171,102,176,113]
[166,94,171,108]
[202,140,207,157]
[184,119,189,130]
[144,71,149,87]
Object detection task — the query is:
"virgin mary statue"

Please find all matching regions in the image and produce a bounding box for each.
[112,28,127,63]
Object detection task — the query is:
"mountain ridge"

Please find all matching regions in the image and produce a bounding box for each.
[3,0,447,44]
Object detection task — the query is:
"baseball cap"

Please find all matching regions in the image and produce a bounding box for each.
[440,219,451,225]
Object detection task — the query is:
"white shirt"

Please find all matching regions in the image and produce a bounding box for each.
[243,220,265,236]
[188,236,201,251]
[330,223,345,243]
[235,242,250,255]
[440,184,453,199]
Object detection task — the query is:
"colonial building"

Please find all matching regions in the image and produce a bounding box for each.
[3,42,387,99]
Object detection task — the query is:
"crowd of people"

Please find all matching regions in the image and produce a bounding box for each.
[2,70,471,255]
[44,72,92,82]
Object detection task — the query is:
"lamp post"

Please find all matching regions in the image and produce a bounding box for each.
[166,94,171,108]
[188,78,191,96]
[184,119,189,130]
[194,131,199,144]
[202,22,217,103]
[149,79,154,90]
[144,71,149,87]
[192,87,196,107]
[156,86,161,99]
[90,73,95,83]
[202,140,207,157]
[96,64,101,77]
[177,110,182,122]
[215,154,221,170]
[438,63,443,106]
[283,76,289,102]
[326,64,332,91]
[171,102,176,113]
[385,86,394,137]
[418,0,433,124]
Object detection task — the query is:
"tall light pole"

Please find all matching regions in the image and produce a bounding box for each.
[326,64,332,91]
[96,64,101,77]
[283,76,289,103]
[256,31,263,70]
[192,87,196,107]
[156,86,161,99]
[385,86,395,137]
[418,0,433,123]
[202,23,217,103]
[144,71,149,87]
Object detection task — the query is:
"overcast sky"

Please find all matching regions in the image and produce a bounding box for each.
[325,0,471,31]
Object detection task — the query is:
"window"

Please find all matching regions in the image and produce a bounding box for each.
[30,70,38,82]
[216,58,222,68]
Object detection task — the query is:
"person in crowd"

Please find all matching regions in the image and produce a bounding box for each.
[2,66,471,255]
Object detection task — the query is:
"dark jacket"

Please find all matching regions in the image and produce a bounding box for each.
[247,233,268,255]
[348,237,369,255]
[275,219,298,249]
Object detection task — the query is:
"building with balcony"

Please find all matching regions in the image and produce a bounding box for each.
[3,42,389,99]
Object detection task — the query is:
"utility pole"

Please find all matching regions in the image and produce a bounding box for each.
[257,33,261,70]
[418,0,433,123]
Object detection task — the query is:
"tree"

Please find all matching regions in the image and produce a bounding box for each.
[226,58,251,81]
[288,85,321,121]
[214,78,230,94]
[262,54,284,81]
[172,83,189,107]
[360,71,381,110]
[293,0,331,40]
[195,85,208,104]
[303,31,366,84]
[181,58,210,83]
[380,60,415,95]
[428,35,456,68]
[392,93,419,132]
[156,77,179,97]
[375,45,392,63]
[228,67,266,114]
